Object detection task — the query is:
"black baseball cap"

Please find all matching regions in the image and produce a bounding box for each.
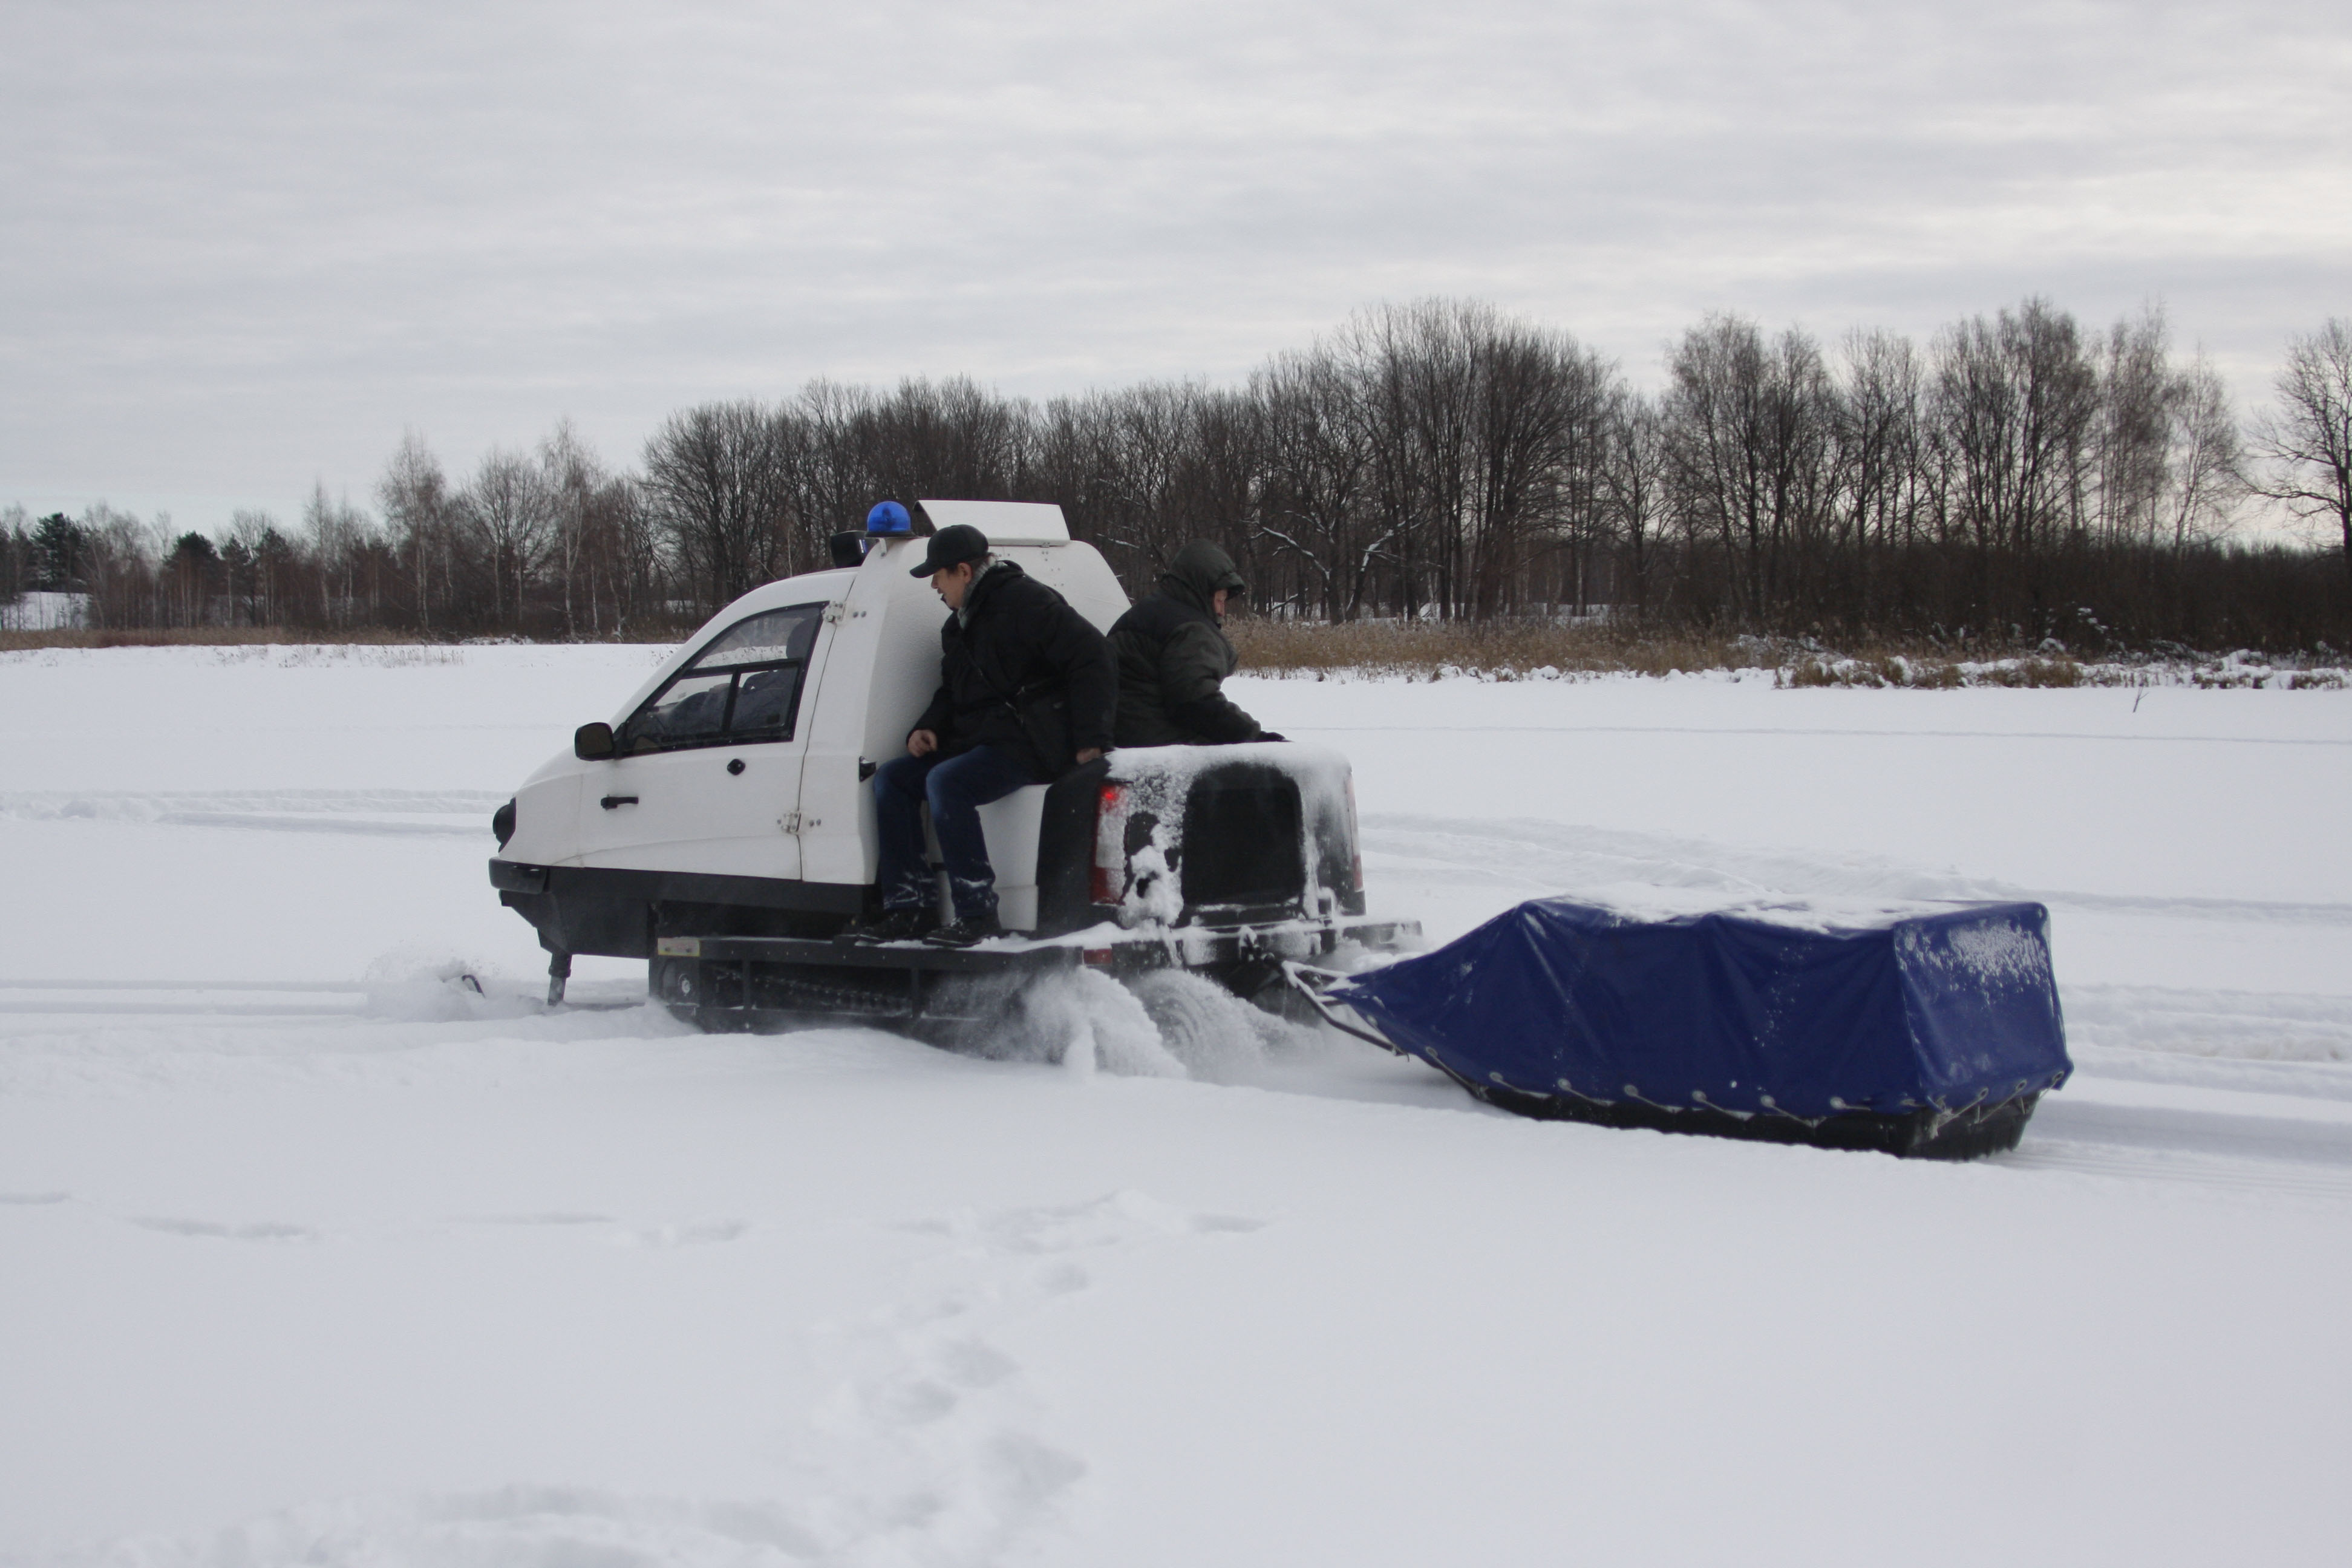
[909,523,990,578]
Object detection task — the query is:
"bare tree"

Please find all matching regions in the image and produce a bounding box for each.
[223,509,287,625]
[2247,319,2352,590]
[541,419,609,638]
[641,401,796,612]
[1932,298,2098,560]
[1251,346,1376,618]
[603,477,665,633]
[461,448,555,629]
[1833,327,1928,621]
[1664,315,1835,624]
[2164,351,2242,551]
[1599,391,1669,616]
[0,505,28,607]
[866,376,1033,503]
[784,379,881,544]
[2091,307,2175,547]
[75,503,155,629]
[378,431,454,634]
[303,483,374,629]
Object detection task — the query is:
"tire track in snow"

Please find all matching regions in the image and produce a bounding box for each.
[2027,1093,2352,1171]
[128,1216,322,1242]
[1362,813,2352,925]
[33,1489,829,1567]
[1364,814,2015,904]
[2066,986,2352,1064]
[0,1000,371,1018]
[1993,1142,2352,1203]
[0,788,507,838]
[1299,722,2351,748]
[2071,1041,2352,1102]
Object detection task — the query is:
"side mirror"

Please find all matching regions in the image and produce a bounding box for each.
[573,722,617,760]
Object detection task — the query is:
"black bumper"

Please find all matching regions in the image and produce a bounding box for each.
[489,859,866,958]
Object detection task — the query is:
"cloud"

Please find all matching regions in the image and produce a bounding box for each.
[3,0,2346,529]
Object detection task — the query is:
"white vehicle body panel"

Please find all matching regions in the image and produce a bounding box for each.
[570,739,805,878]
[915,499,1070,543]
[975,785,1053,931]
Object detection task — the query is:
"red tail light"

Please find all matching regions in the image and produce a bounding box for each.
[1091,783,1129,905]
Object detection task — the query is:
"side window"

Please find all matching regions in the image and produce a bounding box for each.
[623,604,825,753]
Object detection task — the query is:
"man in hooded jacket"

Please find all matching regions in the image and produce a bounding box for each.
[1108,538,1273,748]
[845,523,1117,946]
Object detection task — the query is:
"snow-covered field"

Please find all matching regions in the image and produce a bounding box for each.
[4,644,2349,1566]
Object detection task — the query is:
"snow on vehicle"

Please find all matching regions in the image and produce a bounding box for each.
[488,500,1417,1033]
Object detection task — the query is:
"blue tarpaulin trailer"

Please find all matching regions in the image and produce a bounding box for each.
[1301,896,2071,1160]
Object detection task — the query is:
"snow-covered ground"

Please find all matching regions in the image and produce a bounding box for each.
[3,645,2348,1566]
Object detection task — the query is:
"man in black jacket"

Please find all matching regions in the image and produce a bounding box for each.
[1108,538,1272,747]
[846,523,1117,946]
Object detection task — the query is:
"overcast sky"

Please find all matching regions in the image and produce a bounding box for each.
[4,0,2347,538]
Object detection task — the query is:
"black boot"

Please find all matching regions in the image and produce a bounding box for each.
[835,906,935,944]
[923,913,1004,947]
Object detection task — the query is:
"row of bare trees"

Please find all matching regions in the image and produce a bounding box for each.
[374,422,656,637]
[9,301,2349,649]
[2,429,668,637]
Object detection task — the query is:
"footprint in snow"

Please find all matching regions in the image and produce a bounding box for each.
[1191,1212,1266,1235]
[130,1216,319,1243]
[620,1220,750,1249]
[448,1212,750,1247]
[982,1432,1088,1512]
[979,1190,1269,1255]
[801,1189,1261,1557]
[885,1192,1267,1306]
[78,1488,831,1564]
[1034,1261,1090,1295]
[935,1337,1019,1389]
[866,1375,962,1427]
[892,1192,1267,1253]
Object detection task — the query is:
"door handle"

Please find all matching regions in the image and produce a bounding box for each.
[600,795,640,810]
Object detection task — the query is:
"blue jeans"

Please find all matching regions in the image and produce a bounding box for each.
[873,745,1036,921]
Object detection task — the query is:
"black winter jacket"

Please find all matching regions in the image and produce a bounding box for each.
[912,560,1117,779]
[1108,540,1263,747]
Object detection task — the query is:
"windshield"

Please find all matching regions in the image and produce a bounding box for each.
[623,603,825,752]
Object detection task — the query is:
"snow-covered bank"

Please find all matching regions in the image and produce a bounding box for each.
[3,647,2349,1564]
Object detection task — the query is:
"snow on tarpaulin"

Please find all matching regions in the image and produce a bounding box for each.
[1324,894,2072,1156]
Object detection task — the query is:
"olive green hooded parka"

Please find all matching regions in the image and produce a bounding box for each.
[1107,540,1265,748]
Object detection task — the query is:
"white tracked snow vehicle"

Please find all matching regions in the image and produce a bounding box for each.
[488,500,1418,1033]
[485,497,2068,1159]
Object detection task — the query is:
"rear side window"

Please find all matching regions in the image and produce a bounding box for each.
[622,604,826,753]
